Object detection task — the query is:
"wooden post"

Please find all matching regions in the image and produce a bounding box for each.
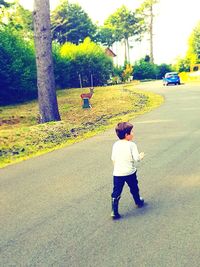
[79,74,82,88]
[91,74,93,88]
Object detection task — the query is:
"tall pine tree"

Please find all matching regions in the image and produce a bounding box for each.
[33,0,61,123]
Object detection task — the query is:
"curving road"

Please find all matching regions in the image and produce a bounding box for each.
[0,81,200,266]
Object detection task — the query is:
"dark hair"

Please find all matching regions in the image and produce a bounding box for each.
[115,122,133,139]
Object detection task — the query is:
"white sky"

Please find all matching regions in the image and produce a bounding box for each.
[19,0,200,64]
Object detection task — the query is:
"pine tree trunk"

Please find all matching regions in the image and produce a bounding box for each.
[124,38,127,64]
[126,38,130,63]
[149,4,154,63]
[33,0,61,123]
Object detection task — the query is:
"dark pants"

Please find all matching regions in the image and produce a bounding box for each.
[111,172,142,205]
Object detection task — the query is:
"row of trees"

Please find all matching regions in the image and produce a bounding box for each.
[50,0,159,64]
[3,0,199,73]
[1,0,158,63]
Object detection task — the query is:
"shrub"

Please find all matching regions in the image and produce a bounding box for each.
[132,58,174,80]
[133,59,157,80]
[0,27,37,105]
[156,63,173,79]
[57,38,114,88]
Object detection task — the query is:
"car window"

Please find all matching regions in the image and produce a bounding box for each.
[165,73,178,78]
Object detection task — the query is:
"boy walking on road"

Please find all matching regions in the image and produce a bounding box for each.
[111,122,145,220]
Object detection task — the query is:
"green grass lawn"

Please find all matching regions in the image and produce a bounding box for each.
[0,83,164,168]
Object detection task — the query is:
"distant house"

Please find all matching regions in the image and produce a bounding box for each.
[190,63,200,72]
[188,63,200,80]
[104,47,116,58]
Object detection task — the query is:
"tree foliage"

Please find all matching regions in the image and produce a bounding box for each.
[138,0,159,16]
[51,0,96,44]
[133,57,172,80]
[186,21,200,64]
[0,1,33,35]
[9,3,33,33]
[104,5,145,63]
[156,63,173,78]
[94,26,115,47]
[0,27,37,105]
[133,58,157,79]
[0,0,11,8]
[105,5,142,41]
[55,37,113,88]
[173,57,190,72]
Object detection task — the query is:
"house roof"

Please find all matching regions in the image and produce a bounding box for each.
[105,47,116,57]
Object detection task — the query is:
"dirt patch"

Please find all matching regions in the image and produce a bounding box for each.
[0,117,20,126]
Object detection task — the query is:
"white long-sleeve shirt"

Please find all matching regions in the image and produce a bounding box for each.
[111,140,142,176]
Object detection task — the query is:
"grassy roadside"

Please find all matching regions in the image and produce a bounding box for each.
[0,83,164,168]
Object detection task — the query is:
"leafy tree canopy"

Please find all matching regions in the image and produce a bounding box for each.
[186,21,200,64]
[0,1,33,37]
[94,26,115,47]
[137,0,159,16]
[51,0,96,44]
[104,5,144,42]
[173,57,190,72]
[0,0,12,8]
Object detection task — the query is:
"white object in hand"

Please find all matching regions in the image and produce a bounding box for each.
[139,152,145,160]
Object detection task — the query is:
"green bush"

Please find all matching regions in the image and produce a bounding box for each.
[173,58,190,73]
[156,63,173,79]
[133,59,157,80]
[53,42,72,89]
[0,27,37,105]
[0,31,113,105]
[56,38,114,88]
[133,58,173,80]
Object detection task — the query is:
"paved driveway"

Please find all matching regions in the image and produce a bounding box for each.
[0,81,200,266]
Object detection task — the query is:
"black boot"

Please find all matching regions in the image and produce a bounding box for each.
[135,197,144,208]
[111,197,121,220]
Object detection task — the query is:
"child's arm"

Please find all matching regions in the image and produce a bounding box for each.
[111,144,116,164]
[131,143,145,162]
[139,152,145,160]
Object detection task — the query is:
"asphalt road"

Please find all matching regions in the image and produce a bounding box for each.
[0,81,200,267]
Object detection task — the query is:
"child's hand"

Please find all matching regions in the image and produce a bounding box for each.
[139,152,145,160]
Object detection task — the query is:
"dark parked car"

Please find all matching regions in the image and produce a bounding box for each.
[163,72,181,86]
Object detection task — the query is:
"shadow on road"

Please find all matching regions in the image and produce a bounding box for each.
[117,202,151,220]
